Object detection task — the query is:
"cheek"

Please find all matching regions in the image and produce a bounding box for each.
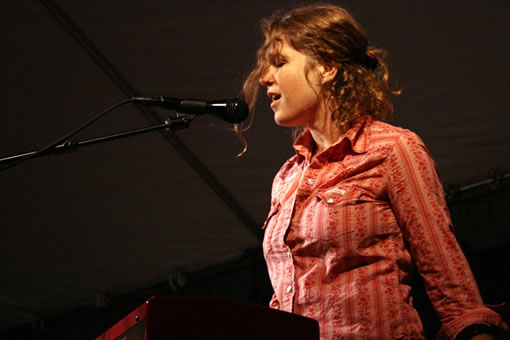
[291,82,321,109]
[280,72,312,100]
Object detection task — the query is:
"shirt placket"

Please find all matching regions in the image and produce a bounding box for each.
[279,164,318,312]
[276,189,297,311]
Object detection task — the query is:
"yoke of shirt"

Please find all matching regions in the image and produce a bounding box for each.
[266,116,372,222]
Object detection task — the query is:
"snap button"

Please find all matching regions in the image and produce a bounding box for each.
[286,285,293,293]
[327,198,334,204]
[307,178,314,185]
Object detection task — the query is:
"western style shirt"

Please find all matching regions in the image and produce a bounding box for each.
[262,117,508,339]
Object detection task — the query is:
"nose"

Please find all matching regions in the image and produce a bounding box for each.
[259,66,275,87]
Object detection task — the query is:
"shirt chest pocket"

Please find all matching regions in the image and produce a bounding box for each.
[316,186,367,206]
[305,186,372,241]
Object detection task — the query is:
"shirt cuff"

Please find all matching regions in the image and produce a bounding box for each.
[437,305,510,339]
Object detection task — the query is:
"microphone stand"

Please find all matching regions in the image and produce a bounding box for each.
[0,115,193,166]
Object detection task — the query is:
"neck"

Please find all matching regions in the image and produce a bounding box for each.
[308,119,342,157]
[304,98,343,157]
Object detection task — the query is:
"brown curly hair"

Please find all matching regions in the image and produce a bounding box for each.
[243,3,401,133]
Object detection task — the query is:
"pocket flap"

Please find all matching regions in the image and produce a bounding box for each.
[316,186,365,206]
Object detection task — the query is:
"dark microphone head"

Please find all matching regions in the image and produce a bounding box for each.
[207,98,249,124]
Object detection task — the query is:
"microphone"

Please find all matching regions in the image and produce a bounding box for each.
[132,96,249,123]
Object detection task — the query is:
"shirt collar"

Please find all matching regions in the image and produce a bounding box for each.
[293,116,372,163]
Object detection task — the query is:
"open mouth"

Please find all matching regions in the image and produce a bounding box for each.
[271,94,281,101]
[270,95,281,109]
[270,94,281,108]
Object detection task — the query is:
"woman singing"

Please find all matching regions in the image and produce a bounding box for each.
[242,3,509,339]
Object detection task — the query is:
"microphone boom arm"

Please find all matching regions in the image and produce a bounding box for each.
[0,115,193,166]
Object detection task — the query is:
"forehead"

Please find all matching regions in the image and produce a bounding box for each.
[264,37,284,57]
[264,38,304,61]
[257,34,316,74]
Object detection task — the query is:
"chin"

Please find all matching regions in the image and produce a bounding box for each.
[274,113,298,127]
[274,119,296,127]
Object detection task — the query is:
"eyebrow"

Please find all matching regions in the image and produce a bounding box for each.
[269,48,289,60]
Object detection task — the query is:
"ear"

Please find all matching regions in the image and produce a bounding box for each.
[317,63,337,84]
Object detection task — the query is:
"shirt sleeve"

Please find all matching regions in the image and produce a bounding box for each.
[269,293,280,309]
[384,130,509,339]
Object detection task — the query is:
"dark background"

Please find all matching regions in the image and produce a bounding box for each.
[1,1,509,339]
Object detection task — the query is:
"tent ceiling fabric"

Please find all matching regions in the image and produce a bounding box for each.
[1,0,509,333]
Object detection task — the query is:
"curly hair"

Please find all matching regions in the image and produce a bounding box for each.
[243,3,401,133]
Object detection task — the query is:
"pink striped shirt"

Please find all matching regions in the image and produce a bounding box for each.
[262,117,508,339]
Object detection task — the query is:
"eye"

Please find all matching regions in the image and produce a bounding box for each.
[268,54,286,68]
[273,58,287,68]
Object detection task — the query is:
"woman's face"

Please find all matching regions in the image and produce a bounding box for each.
[260,41,325,128]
